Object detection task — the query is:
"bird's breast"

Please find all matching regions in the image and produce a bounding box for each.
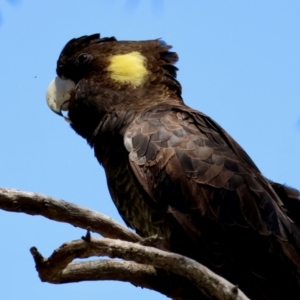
[94,135,171,239]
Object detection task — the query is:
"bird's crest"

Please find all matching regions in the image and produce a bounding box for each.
[56,34,181,95]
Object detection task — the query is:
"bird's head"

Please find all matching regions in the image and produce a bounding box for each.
[46,33,181,125]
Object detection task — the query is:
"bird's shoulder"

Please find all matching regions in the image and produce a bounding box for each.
[124,104,300,252]
[124,103,260,182]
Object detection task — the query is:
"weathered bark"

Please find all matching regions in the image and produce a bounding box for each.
[0,187,250,300]
[0,187,140,242]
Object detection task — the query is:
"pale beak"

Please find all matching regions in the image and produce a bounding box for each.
[46,76,76,116]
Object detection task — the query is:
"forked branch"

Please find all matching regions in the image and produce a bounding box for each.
[0,187,249,300]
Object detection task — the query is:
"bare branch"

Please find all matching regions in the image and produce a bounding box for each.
[30,256,204,300]
[0,187,140,242]
[31,238,250,300]
[1,187,250,299]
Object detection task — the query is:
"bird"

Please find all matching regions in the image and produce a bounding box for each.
[46,33,300,299]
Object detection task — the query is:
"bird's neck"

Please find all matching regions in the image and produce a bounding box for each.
[69,84,183,148]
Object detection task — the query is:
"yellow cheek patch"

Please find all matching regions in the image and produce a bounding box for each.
[107,52,149,87]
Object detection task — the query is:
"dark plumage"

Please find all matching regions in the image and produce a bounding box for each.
[46,34,300,299]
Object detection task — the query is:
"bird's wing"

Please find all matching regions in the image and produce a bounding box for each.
[270,181,300,226]
[124,104,300,275]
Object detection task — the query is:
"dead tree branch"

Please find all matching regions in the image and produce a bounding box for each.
[30,253,204,300]
[0,187,140,242]
[0,187,250,300]
[30,238,249,300]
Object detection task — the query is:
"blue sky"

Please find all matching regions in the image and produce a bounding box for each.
[0,1,299,299]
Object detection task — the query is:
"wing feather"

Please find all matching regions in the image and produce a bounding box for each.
[124,104,300,299]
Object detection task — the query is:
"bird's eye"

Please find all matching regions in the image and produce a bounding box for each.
[75,53,92,66]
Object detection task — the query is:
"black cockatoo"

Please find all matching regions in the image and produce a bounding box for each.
[46,34,300,299]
